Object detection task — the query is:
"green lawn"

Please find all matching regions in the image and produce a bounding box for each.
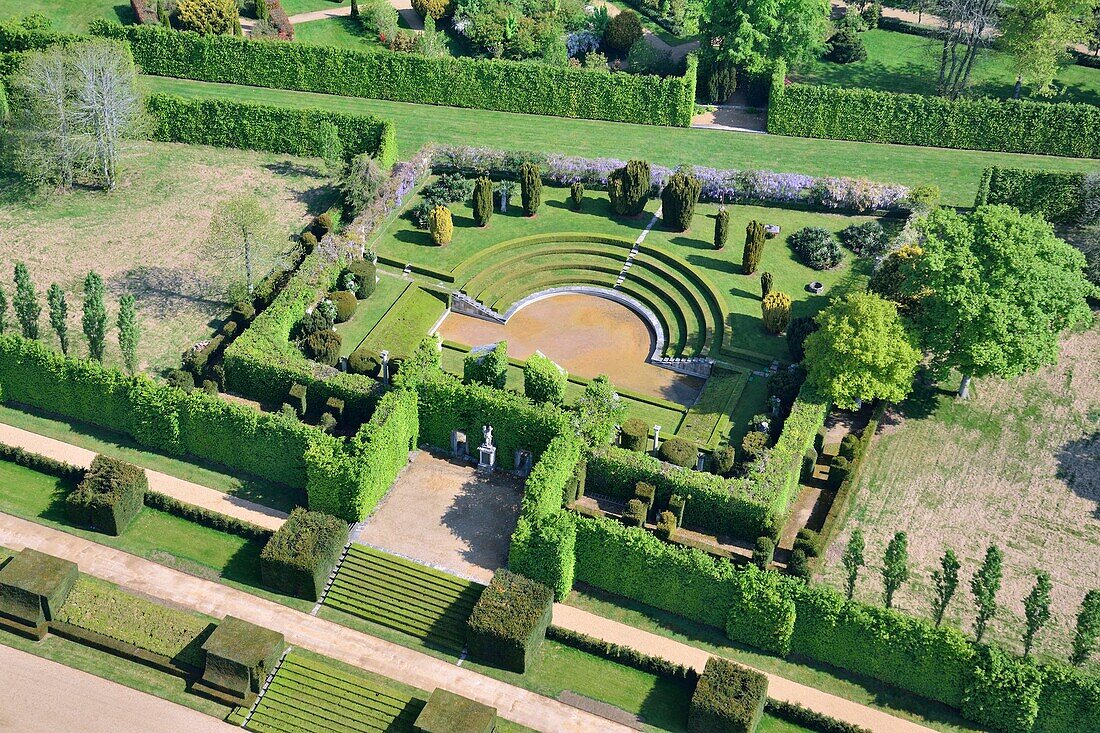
[0,404,304,512]
[357,283,449,357]
[281,0,347,13]
[566,588,985,733]
[335,275,410,356]
[292,14,385,50]
[0,0,132,32]
[796,29,1100,106]
[138,76,1100,207]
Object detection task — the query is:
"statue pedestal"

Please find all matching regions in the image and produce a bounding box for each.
[477,444,496,473]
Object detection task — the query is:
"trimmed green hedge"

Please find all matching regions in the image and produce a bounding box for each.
[521,433,583,521]
[145,93,397,168]
[467,569,553,673]
[65,455,147,536]
[547,624,699,682]
[962,645,1044,733]
[305,388,418,520]
[259,507,348,600]
[91,22,697,127]
[144,491,272,541]
[0,443,83,481]
[689,656,768,733]
[768,82,1100,158]
[508,512,577,601]
[974,167,1090,225]
[1033,663,1100,733]
[725,565,797,656]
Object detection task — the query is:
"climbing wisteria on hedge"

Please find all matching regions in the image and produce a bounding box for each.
[430,145,912,212]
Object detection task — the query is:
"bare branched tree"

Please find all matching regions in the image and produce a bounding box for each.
[205,194,294,300]
[935,0,999,98]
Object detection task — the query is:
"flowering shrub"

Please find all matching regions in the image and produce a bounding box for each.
[566,30,601,58]
[789,227,843,270]
[430,145,910,212]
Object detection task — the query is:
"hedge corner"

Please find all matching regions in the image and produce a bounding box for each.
[65,454,147,536]
[0,548,78,638]
[466,569,553,673]
[259,507,348,600]
[199,615,286,703]
[414,688,497,733]
[689,657,769,733]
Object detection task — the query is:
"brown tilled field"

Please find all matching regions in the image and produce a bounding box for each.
[0,140,335,374]
[819,324,1100,664]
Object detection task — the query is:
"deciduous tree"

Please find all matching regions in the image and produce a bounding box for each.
[47,284,69,355]
[13,262,41,340]
[205,194,286,298]
[82,271,108,362]
[803,292,920,410]
[842,528,865,600]
[971,544,1003,642]
[882,531,909,609]
[700,0,829,73]
[573,375,625,447]
[117,294,138,374]
[931,548,961,626]
[903,205,1093,398]
[1001,0,1095,98]
[1023,571,1053,656]
[935,0,1000,99]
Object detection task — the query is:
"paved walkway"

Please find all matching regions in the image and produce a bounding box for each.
[271,1,424,31]
[0,423,287,532]
[552,604,937,733]
[0,512,632,733]
[0,643,238,733]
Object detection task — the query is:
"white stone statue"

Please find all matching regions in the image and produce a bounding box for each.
[483,424,493,448]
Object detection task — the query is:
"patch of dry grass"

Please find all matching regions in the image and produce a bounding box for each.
[819,324,1100,665]
[0,140,337,374]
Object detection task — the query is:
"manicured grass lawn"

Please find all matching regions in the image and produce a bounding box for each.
[138,76,1100,207]
[292,14,384,50]
[358,283,449,357]
[566,587,985,733]
[281,0,347,13]
[0,139,336,374]
[0,404,304,512]
[795,29,1100,106]
[0,0,132,32]
[335,274,410,356]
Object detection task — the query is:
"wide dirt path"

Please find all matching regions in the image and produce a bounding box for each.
[0,422,287,532]
[0,643,238,733]
[0,512,632,733]
[553,604,937,733]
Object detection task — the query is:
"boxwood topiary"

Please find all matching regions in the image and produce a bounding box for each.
[348,346,383,377]
[302,330,341,366]
[329,290,357,323]
[659,436,696,467]
[689,657,768,733]
[259,508,348,600]
[345,259,377,298]
[65,455,147,536]
[619,417,649,451]
[467,569,553,673]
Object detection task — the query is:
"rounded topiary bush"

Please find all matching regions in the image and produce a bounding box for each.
[826,26,867,64]
[789,227,843,270]
[429,205,453,246]
[330,290,357,323]
[412,0,451,20]
[659,436,697,468]
[741,430,768,461]
[345,259,377,298]
[619,417,650,451]
[606,9,643,51]
[348,346,383,376]
[711,444,735,476]
[303,330,341,366]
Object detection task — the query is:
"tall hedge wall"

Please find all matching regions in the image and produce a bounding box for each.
[0,335,316,488]
[145,93,397,168]
[768,82,1100,158]
[974,167,1091,225]
[305,388,418,520]
[414,373,569,466]
[1033,663,1100,733]
[521,433,583,521]
[508,513,576,601]
[89,22,696,127]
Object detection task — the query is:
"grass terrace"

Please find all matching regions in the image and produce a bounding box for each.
[0,0,132,32]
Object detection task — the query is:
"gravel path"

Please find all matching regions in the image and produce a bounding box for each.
[0,422,287,532]
[0,643,237,733]
[0,512,633,733]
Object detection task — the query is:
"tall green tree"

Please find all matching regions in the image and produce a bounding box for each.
[842,528,865,600]
[1071,590,1100,665]
[803,292,920,410]
[931,548,961,627]
[882,531,909,609]
[47,283,69,355]
[117,294,138,374]
[82,271,108,362]
[1023,571,1053,657]
[903,205,1093,398]
[971,545,1004,643]
[12,263,40,339]
[205,194,285,298]
[700,0,829,73]
[1001,0,1095,98]
[573,375,625,447]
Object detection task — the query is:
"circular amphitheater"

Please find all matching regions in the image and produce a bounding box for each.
[452,233,730,359]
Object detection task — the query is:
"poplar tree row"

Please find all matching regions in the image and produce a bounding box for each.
[0,264,139,373]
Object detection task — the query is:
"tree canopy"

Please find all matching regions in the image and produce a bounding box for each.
[903,205,1093,396]
[700,0,829,72]
[803,292,920,410]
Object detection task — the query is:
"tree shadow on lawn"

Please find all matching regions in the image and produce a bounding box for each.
[688,252,742,276]
[112,266,227,320]
[1056,431,1100,519]
[544,198,649,232]
[221,538,267,588]
[393,228,436,248]
[636,677,693,732]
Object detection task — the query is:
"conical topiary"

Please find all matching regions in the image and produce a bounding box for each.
[762,290,792,334]
[661,168,702,232]
[743,220,765,275]
[520,162,541,216]
[570,182,584,210]
[428,205,453,246]
[473,177,493,227]
[760,271,773,299]
[608,159,650,216]
[714,209,729,250]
